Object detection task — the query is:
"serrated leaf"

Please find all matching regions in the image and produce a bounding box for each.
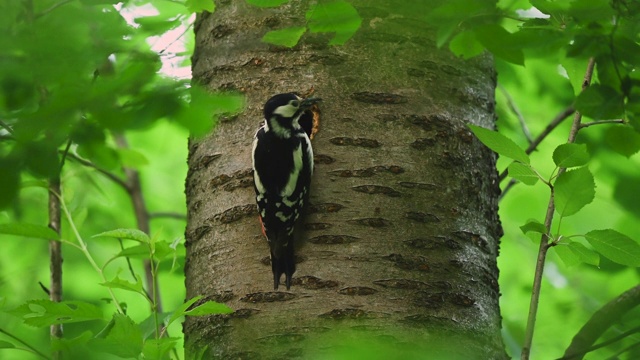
[468,125,529,164]
[262,27,306,48]
[90,314,143,358]
[100,276,146,297]
[186,0,215,13]
[51,331,93,352]
[0,223,60,240]
[175,88,244,137]
[0,341,15,349]
[553,143,590,168]
[554,167,595,217]
[184,301,233,316]
[246,0,289,7]
[93,228,150,243]
[520,220,548,235]
[142,338,180,360]
[567,242,600,266]
[575,85,624,120]
[585,229,640,267]
[508,162,539,185]
[306,0,362,45]
[605,126,640,157]
[9,300,104,327]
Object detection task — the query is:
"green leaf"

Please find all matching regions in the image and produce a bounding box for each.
[575,85,624,120]
[9,300,104,327]
[175,88,244,137]
[605,126,640,157]
[142,338,180,360]
[449,30,484,59]
[552,143,590,168]
[246,0,289,7]
[507,162,539,185]
[306,0,362,45]
[520,220,547,235]
[91,314,143,358]
[100,276,146,297]
[184,301,234,316]
[166,296,202,328]
[468,125,530,164]
[473,25,524,65]
[262,27,306,48]
[567,242,600,266]
[116,148,149,168]
[585,229,640,267]
[554,167,595,217]
[51,331,92,353]
[186,0,215,13]
[0,223,60,240]
[554,243,580,267]
[93,228,150,243]
[0,341,15,349]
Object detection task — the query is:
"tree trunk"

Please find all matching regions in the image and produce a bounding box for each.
[185,1,506,358]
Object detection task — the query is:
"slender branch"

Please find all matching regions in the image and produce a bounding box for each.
[113,134,163,316]
[498,84,533,144]
[57,191,124,314]
[0,328,51,360]
[580,119,625,129]
[560,325,640,360]
[604,340,640,360]
[64,152,129,190]
[48,175,63,353]
[521,57,596,360]
[34,0,74,19]
[499,106,575,183]
[560,285,640,359]
[149,212,187,220]
[0,119,14,134]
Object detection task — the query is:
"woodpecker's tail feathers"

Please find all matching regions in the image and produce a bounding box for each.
[269,230,296,290]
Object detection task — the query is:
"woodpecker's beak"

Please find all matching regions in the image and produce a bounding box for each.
[301,97,322,109]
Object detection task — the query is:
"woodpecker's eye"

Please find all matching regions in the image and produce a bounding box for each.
[290,100,300,107]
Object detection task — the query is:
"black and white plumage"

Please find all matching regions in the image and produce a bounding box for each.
[252,93,320,290]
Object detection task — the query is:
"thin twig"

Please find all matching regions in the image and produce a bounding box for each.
[499,106,575,183]
[499,83,533,144]
[34,0,74,19]
[48,176,63,350]
[560,285,640,359]
[64,152,129,190]
[560,325,640,359]
[0,328,51,360]
[113,134,163,316]
[580,119,625,129]
[0,119,14,134]
[521,57,596,360]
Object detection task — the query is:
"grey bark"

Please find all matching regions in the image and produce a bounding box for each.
[185,1,506,358]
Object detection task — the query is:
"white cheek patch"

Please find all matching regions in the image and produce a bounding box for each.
[273,104,298,118]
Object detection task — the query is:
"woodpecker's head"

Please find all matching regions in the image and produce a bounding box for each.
[263,93,321,138]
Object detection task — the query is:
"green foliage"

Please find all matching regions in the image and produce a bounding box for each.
[0,223,60,240]
[9,300,105,327]
[256,0,362,47]
[554,167,595,217]
[552,143,590,168]
[584,229,640,267]
[468,124,530,164]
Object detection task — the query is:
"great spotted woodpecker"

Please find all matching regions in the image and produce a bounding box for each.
[252,93,321,290]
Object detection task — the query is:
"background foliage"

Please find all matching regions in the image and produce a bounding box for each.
[1,0,639,359]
